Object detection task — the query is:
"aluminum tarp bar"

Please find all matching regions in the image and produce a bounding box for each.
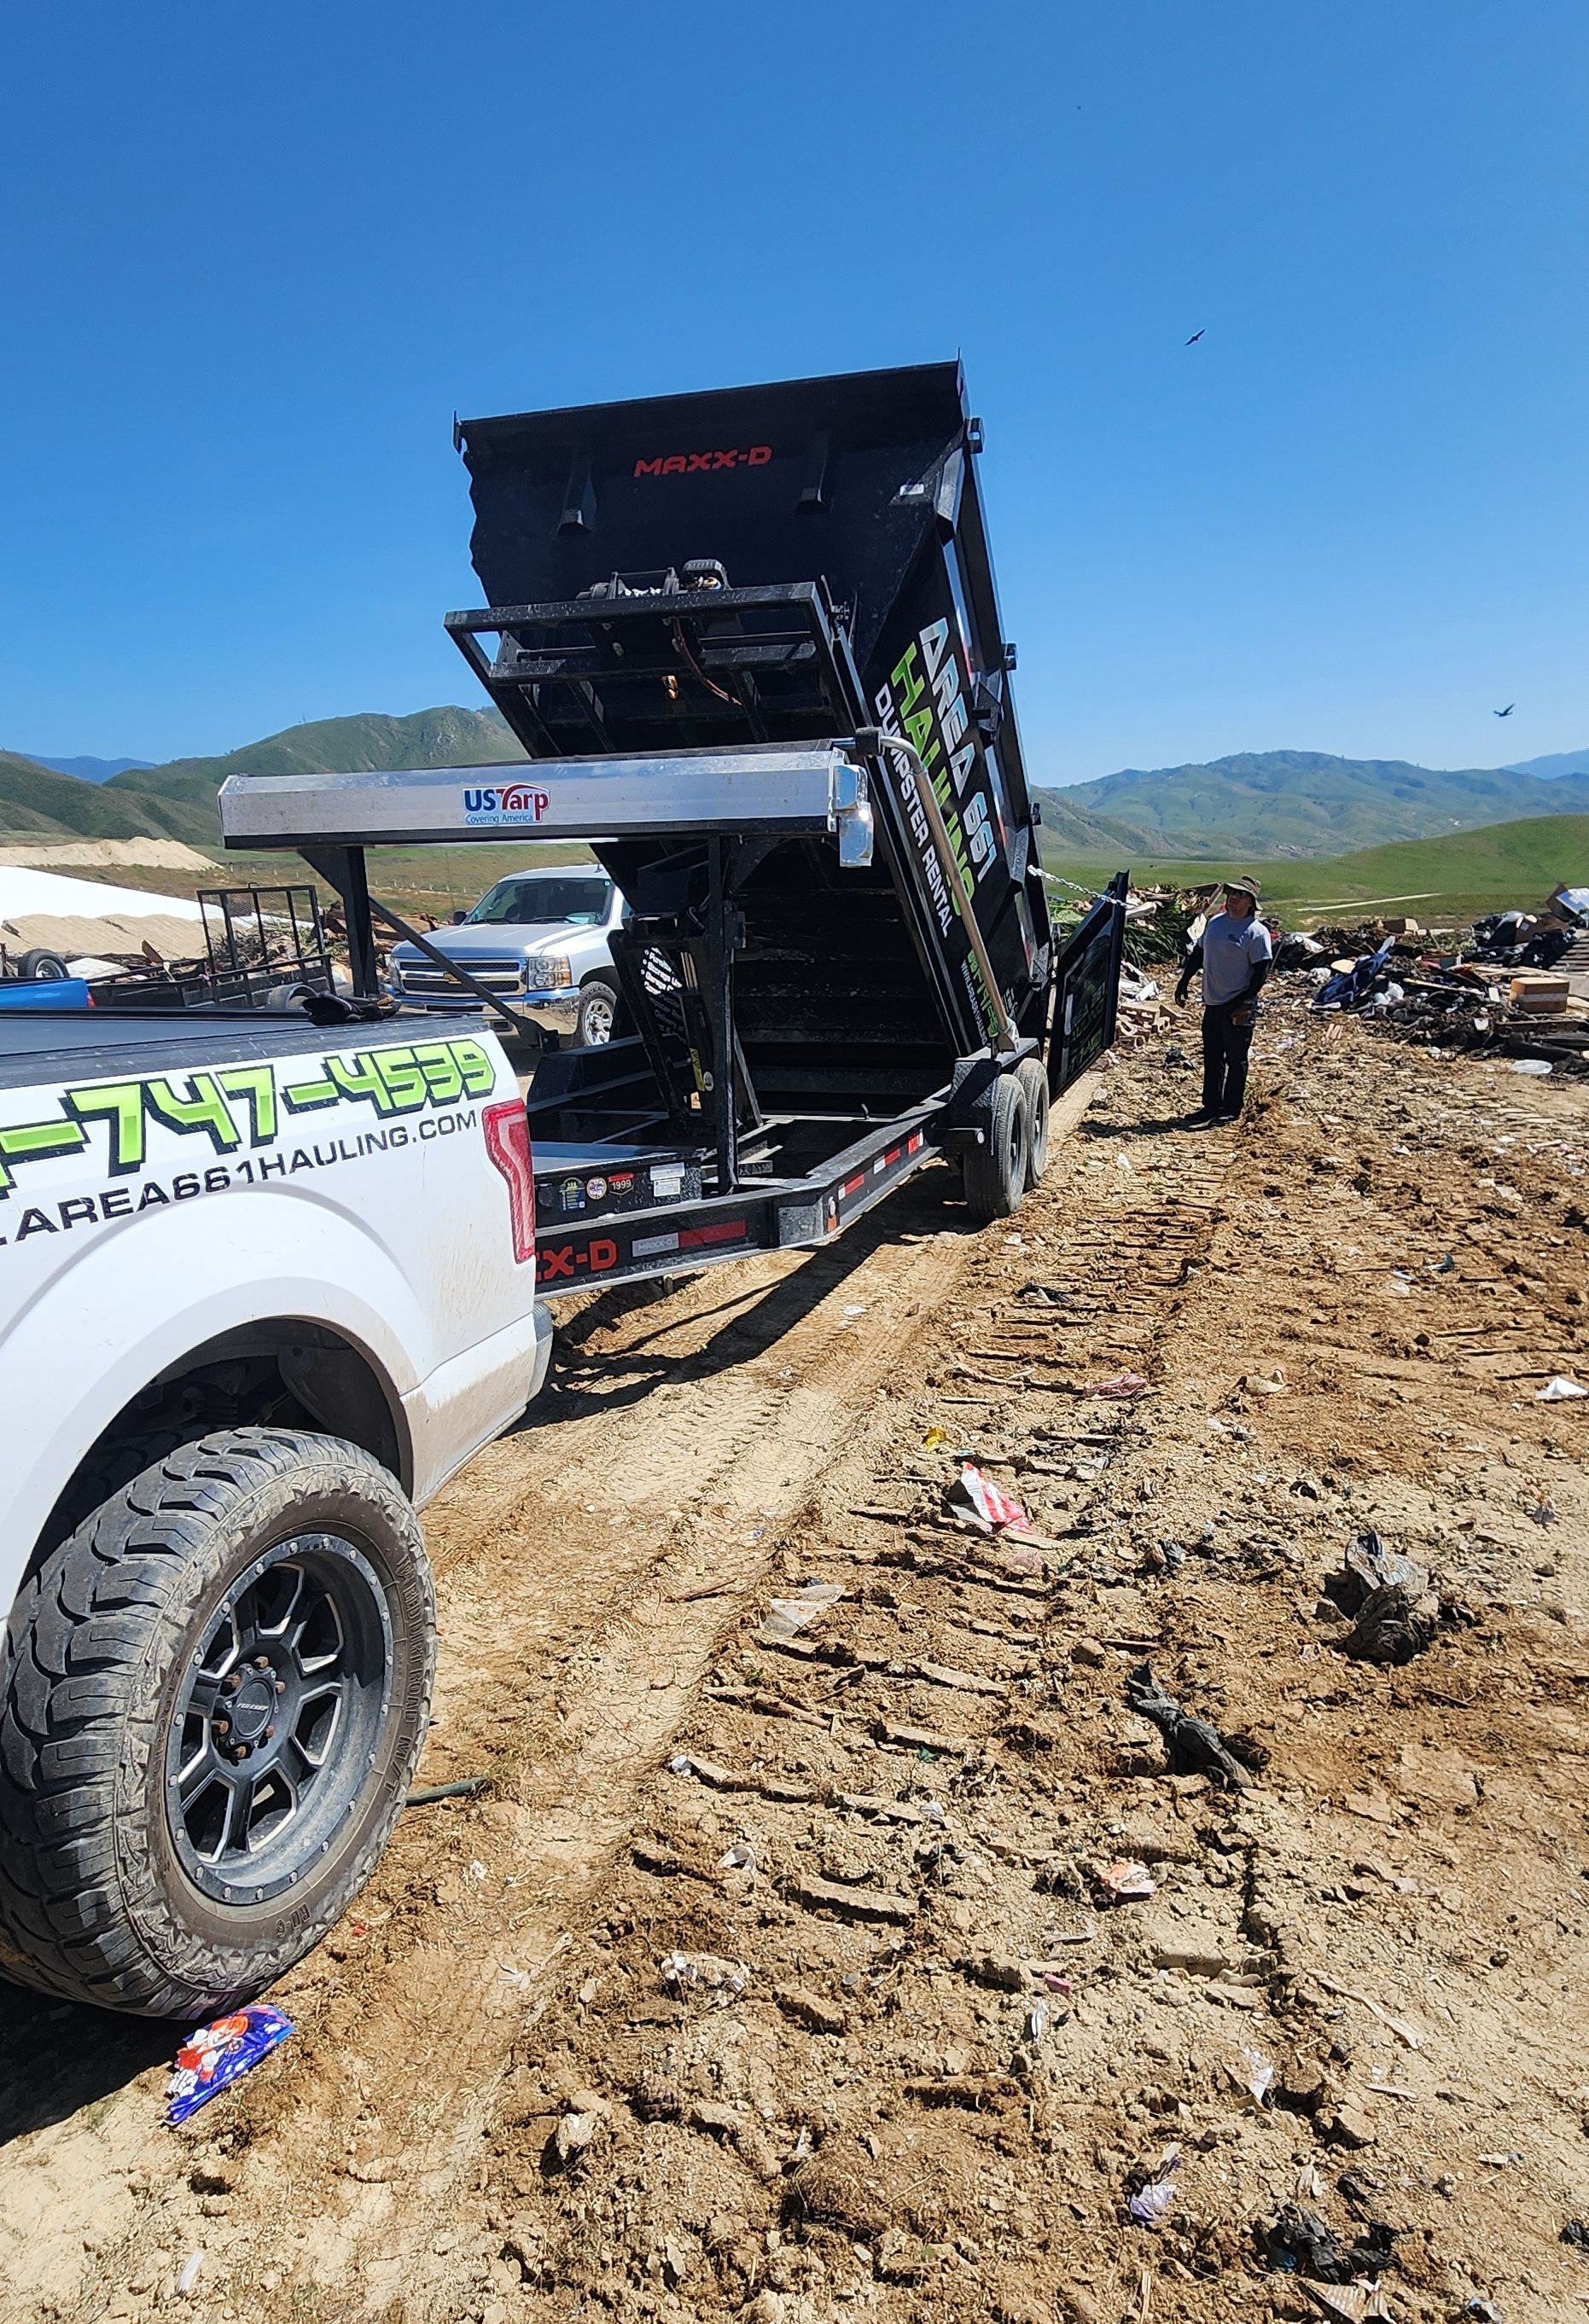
[218,747,873,856]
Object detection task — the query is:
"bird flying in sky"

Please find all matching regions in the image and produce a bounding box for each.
[1493,703,1516,718]
[1184,328,1205,345]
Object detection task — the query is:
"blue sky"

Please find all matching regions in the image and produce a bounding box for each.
[1,1,1584,782]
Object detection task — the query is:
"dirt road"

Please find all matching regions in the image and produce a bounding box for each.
[3,1002,1586,2324]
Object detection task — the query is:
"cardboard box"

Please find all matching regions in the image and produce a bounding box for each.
[1510,974,1570,1014]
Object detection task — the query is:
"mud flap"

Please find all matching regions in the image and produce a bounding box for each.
[1047,870,1127,1097]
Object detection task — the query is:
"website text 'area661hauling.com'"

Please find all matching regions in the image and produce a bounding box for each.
[0,1034,516,1248]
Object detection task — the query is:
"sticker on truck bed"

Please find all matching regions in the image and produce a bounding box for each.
[0,1035,500,1235]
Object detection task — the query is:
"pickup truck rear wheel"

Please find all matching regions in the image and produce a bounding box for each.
[0,1428,434,2019]
[574,979,618,1047]
[961,1071,1031,1223]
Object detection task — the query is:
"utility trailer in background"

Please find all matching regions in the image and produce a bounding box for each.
[220,362,1126,1289]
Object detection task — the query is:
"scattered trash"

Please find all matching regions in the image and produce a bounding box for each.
[1563,2220,1589,2251]
[1255,2201,1396,2284]
[1537,1375,1587,1402]
[1510,1057,1553,1076]
[405,1775,490,1806]
[1323,1530,1441,1664]
[1125,2142,1182,2225]
[946,1462,1034,1534]
[763,1581,845,1636]
[554,2110,598,2165]
[174,2253,205,2302]
[660,1950,752,2000]
[1025,1999,1053,2044]
[1126,1662,1249,1788]
[719,1844,758,1873]
[1240,2046,1275,2106]
[166,2005,294,2127]
[1298,2287,1393,2322]
[1312,1972,1423,2049]
[1100,1859,1156,1902]
[1462,2302,1504,2323]
[1086,1370,1150,1399]
[923,1424,949,1450]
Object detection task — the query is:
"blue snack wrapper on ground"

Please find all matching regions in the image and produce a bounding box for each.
[166,2004,294,2126]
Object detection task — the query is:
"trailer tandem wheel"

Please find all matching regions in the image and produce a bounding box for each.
[961,1072,1032,1223]
[1016,1057,1051,1188]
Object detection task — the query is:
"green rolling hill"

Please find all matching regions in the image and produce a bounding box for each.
[1033,749,1589,860]
[108,706,522,823]
[0,750,215,845]
[1042,814,1589,923]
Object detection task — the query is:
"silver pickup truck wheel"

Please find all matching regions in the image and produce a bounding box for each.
[575,979,618,1046]
[0,1428,434,2019]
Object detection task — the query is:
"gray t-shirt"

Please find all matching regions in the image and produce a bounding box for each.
[1198,909,1272,1007]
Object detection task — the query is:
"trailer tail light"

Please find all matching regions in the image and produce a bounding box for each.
[481,1100,536,1265]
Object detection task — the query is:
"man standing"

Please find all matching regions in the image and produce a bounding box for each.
[1173,877,1273,1124]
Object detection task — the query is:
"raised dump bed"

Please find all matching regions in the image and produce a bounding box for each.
[220,362,1126,1281]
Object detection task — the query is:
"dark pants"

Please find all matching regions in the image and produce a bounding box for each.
[1201,1003,1254,1116]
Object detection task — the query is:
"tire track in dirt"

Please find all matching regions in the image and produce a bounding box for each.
[0,1089,1097,2324]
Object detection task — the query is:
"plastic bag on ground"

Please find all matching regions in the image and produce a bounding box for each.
[1324,1530,1441,1664]
[946,1462,1033,1535]
[763,1582,845,1636]
[1256,2200,1396,2284]
[1086,1370,1150,1399]
[1126,1662,1248,1788]
[166,2005,294,2127]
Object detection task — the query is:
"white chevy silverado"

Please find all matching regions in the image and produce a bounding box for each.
[0,1002,550,2018]
[388,863,626,1047]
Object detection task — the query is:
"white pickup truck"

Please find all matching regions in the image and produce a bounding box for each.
[0,1002,550,2019]
[388,863,626,1047]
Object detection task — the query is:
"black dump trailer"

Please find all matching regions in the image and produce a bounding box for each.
[218,362,1125,1292]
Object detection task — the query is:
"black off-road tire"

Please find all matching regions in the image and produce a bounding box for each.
[574,978,619,1047]
[0,1428,434,2019]
[961,1072,1031,1223]
[1016,1058,1051,1188]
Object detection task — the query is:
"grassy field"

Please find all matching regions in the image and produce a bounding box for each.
[1040,812,1589,926]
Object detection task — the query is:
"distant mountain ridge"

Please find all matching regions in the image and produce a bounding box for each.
[0,708,524,849]
[3,719,1587,863]
[1503,748,1589,781]
[1033,748,1589,861]
[105,707,524,816]
[21,752,154,782]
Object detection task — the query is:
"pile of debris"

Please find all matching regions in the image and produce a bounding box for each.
[1281,887,1589,1072]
